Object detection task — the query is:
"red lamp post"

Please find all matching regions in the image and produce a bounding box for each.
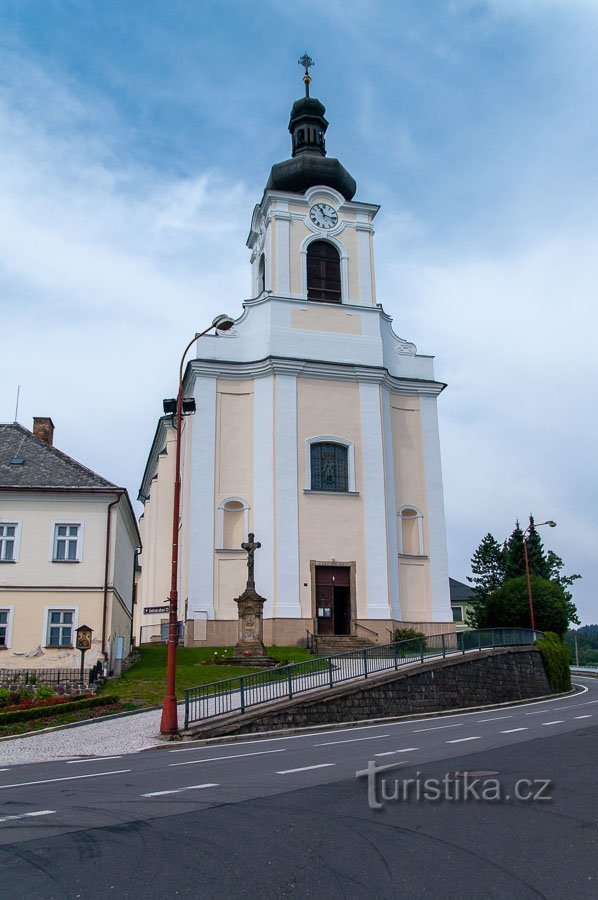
[160,314,235,736]
[523,519,557,633]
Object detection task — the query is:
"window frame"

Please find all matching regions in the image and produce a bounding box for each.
[300,234,348,305]
[51,521,83,563]
[0,521,20,563]
[0,606,14,649]
[43,606,78,649]
[305,436,356,494]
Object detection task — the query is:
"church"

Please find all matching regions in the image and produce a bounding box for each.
[135,61,453,650]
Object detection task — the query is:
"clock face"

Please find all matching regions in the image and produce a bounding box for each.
[309,203,338,229]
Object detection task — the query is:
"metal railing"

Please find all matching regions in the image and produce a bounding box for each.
[184,627,542,728]
[355,622,379,640]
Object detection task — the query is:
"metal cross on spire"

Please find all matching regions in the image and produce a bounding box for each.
[298,53,315,97]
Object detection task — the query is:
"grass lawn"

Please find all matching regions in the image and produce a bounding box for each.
[102,645,314,707]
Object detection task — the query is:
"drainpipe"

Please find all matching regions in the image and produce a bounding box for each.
[130,547,141,649]
[102,494,122,664]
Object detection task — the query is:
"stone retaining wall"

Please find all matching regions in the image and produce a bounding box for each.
[185,646,552,739]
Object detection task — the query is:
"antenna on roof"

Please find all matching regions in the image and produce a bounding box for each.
[14,385,20,424]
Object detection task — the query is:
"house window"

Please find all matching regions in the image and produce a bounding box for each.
[452,606,464,623]
[53,524,80,561]
[0,610,9,647]
[306,240,341,303]
[310,443,349,492]
[47,610,74,647]
[398,506,424,555]
[0,524,17,561]
[258,254,266,294]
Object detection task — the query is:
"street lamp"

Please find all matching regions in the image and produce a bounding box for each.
[523,519,557,632]
[160,314,235,736]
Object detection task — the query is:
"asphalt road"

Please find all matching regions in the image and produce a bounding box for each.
[0,678,597,899]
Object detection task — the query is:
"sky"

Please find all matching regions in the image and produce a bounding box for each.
[0,0,596,623]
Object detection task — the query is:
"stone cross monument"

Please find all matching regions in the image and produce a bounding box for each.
[233,532,271,663]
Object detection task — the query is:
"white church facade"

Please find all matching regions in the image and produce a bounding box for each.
[135,68,453,648]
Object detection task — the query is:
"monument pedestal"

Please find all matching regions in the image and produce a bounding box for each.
[232,588,275,666]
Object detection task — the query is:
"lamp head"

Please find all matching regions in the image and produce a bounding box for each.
[547,520,557,527]
[212,314,235,332]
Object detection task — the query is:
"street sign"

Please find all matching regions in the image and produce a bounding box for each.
[144,606,169,615]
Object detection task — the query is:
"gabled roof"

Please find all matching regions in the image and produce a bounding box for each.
[449,577,475,603]
[0,423,117,490]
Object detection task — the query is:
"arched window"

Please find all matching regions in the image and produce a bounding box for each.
[398,506,424,555]
[218,498,250,549]
[310,442,348,492]
[307,240,341,304]
[258,254,265,294]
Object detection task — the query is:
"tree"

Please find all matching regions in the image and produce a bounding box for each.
[466,533,505,627]
[503,520,526,579]
[479,575,569,637]
[524,515,550,579]
[546,550,581,625]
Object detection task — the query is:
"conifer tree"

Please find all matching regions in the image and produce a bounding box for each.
[524,515,550,578]
[503,520,527,578]
[466,533,505,626]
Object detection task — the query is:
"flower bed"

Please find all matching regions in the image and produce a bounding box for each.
[0,694,119,725]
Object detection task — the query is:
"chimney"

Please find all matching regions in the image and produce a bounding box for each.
[33,417,55,446]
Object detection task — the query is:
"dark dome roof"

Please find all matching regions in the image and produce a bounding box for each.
[265,88,356,200]
[266,156,356,200]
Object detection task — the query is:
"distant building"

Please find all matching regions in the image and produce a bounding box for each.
[449,577,475,631]
[0,418,140,673]
[136,70,454,649]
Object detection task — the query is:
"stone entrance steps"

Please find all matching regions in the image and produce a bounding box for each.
[313,634,376,654]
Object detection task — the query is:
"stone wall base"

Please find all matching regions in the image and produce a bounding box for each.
[183,618,456,648]
[184,647,552,739]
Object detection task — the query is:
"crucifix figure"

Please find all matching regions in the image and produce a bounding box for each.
[241,532,261,591]
[298,52,314,97]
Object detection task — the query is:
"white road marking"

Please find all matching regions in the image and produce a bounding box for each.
[0,770,131,791]
[541,721,564,726]
[142,783,219,798]
[0,810,56,825]
[0,769,11,773]
[67,756,123,764]
[446,736,481,744]
[413,723,462,733]
[170,749,285,768]
[575,715,592,719]
[277,764,336,775]
[375,747,419,757]
[500,728,528,734]
[477,715,513,722]
[314,735,390,747]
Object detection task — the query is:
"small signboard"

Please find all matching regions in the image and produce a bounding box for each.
[144,606,169,615]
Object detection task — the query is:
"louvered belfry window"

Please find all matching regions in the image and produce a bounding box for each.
[307,240,342,303]
[310,443,348,492]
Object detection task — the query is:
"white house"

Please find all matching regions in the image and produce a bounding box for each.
[136,72,453,650]
[0,418,140,673]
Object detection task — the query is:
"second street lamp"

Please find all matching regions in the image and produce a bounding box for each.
[160,314,236,736]
[523,519,557,632]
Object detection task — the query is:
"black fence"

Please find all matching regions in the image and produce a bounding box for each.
[0,668,90,685]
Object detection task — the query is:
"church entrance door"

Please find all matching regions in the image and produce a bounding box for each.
[315,566,351,635]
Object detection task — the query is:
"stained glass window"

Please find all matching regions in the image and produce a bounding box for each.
[310,442,348,492]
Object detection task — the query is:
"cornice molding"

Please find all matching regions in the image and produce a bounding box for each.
[187,355,445,396]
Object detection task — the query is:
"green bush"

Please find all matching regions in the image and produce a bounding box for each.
[393,628,426,644]
[0,694,119,725]
[34,685,57,701]
[536,632,571,692]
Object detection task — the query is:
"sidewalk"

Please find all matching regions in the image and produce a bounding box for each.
[0,706,166,766]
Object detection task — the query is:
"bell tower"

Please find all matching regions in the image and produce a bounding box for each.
[247,56,377,306]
